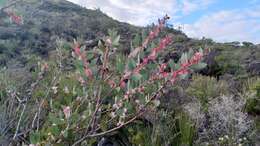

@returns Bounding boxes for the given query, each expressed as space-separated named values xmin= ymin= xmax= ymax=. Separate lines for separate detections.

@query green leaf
xmin=140 ymin=69 xmax=149 ymax=80
xmin=132 ymin=34 xmax=141 ymax=48
xmin=141 ymin=30 xmax=148 ymax=42
xmin=116 ymin=56 xmax=125 ymax=73
xmin=179 ymin=73 xmax=189 ymax=80
xmin=125 ymin=102 xmax=134 ymax=113
xmin=179 ymin=53 xmax=188 ymax=64
xmin=190 ymin=63 xmax=207 ymax=70
xmin=63 ymin=130 xmax=68 ymax=138
xmin=128 ymin=59 xmax=136 ymax=70
xmin=149 ymin=42 xmax=156 ymax=51
xmin=50 ymin=125 xmax=60 ymax=136
xmin=29 ymin=131 xmax=41 ymax=144
xmin=146 ymin=63 xmax=157 ymax=70
xmin=86 ymin=53 xmax=94 ymax=60
xmin=169 ymin=59 xmax=175 ymax=69
xmin=48 ymin=113 xmax=63 ymax=125
xmin=187 ymin=49 xmax=194 ymax=59
xmin=98 ymin=40 xmax=104 ymax=48
xmin=115 ymin=87 xmax=121 ymax=92
xmin=173 ymin=63 xmax=181 ymax=70
xmin=112 ymin=35 xmax=120 ymax=46
xmin=131 ymin=73 xmax=142 ymax=81
xmin=199 ymin=48 xmax=203 ymax=54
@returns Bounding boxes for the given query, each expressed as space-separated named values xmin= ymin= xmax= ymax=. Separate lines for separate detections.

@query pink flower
xmin=159 ymin=63 xmax=167 ymax=72
xmin=170 ymin=51 xmax=204 ymax=82
xmin=84 ymin=67 xmax=93 ymax=78
xmin=120 ymin=80 xmax=126 ymax=88
xmin=124 ymin=94 xmax=129 ymax=100
xmin=143 ymin=58 xmax=149 ymax=64
xmin=181 ymin=62 xmax=189 ymax=68
xmin=41 ymin=63 xmax=49 ymax=72
xmin=73 ymin=43 xmax=81 ymax=56
xmin=149 ymin=31 xmax=156 ymax=39
xmin=137 ymin=86 xmax=145 ymax=93
xmin=78 ymin=76 xmax=85 ymax=85
xmin=178 ymin=69 xmax=189 ymax=75
xmin=6 ymin=11 xmax=22 ymax=25
xmin=161 ymin=72 xmax=168 ymax=78
xmin=148 ymin=50 xmax=156 ymax=60
xmin=108 ymin=80 xmax=116 ymax=88
xmin=63 ymin=106 xmax=71 ymax=119
xmin=191 ymin=52 xmax=203 ymax=64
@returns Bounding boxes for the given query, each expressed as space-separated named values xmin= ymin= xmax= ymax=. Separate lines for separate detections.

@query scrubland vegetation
xmin=0 ymin=0 xmax=259 ymax=145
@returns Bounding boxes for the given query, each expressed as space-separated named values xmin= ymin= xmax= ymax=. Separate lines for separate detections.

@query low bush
xmin=186 ymin=74 xmax=229 ymax=111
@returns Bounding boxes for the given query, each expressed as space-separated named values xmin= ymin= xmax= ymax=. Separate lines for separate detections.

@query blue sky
xmin=68 ymin=0 xmax=260 ymax=44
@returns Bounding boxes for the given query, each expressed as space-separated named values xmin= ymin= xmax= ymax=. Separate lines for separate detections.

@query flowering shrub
xmin=5 ymin=11 xmax=23 ymax=25
xmin=28 ymin=16 xmax=207 ymax=145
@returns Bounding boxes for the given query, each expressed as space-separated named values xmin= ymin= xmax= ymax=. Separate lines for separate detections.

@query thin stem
xmin=13 ymin=103 xmax=27 ymax=140
xmin=72 ymin=81 xmax=168 ymax=146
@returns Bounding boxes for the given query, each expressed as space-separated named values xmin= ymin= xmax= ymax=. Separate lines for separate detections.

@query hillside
xmin=1 ymin=0 xmax=259 ymax=76
xmin=0 ymin=0 xmax=142 ymax=67
xmin=0 ymin=0 xmax=259 ymax=145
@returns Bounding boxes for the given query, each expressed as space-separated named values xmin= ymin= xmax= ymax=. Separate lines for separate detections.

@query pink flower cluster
xmin=112 ymin=52 xmax=204 ymax=118
xmin=120 ymin=36 xmax=172 ymax=88
xmin=171 ymin=52 xmax=203 ymax=82
xmin=63 ymin=106 xmax=71 ymax=119
xmin=6 ymin=11 xmax=22 ymax=25
xmin=143 ymin=15 xmax=170 ymax=47
xmin=73 ymin=43 xmax=93 ymax=79
xmin=159 ymin=63 xmax=168 ymax=78
xmin=128 ymin=15 xmax=170 ymax=58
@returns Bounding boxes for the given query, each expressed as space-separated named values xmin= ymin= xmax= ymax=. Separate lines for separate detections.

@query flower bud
xmin=63 ymin=106 xmax=71 ymax=119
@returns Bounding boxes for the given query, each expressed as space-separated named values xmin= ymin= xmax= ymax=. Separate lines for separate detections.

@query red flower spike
xmin=171 ymin=51 xmax=204 ymax=82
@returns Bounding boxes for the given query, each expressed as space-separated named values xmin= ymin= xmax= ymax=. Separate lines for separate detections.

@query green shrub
xmin=26 ymin=17 xmax=206 ymax=145
xmin=186 ymin=74 xmax=229 ymax=111
xmin=244 ymin=78 xmax=260 ymax=115
xmin=126 ymin=110 xmax=195 ymax=146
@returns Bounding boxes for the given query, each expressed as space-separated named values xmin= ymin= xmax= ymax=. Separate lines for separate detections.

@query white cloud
xmin=67 ymin=0 xmax=179 ymax=26
xmin=67 ymin=0 xmax=215 ymax=25
xmin=181 ymin=0 xmax=215 ymax=15
xmin=183 ymin=7 xmax=260 ymax=43
xmin=67 ymin=0 xmax=259 ymax=43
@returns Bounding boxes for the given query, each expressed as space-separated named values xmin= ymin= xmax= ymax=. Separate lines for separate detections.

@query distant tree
xmin=242 ymin=41 xmax=254 ymax=47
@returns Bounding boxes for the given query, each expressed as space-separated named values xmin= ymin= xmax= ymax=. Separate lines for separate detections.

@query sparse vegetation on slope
xmin=0 ymin=0 xmax=259 ymax=145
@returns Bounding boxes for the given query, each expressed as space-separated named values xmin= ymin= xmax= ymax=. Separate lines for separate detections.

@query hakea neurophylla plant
xmin=33 ymin=15 xmax=206 ymax=145
xmin=66 ymin=15 xmax=207 ymax=145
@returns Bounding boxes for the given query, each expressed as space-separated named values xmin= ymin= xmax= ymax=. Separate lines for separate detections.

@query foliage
xmin=243 ymin=77 xmax=260 ymax=117
xmin=186 ymin=74 xmax=229 ymax=111
xmin=13 ymin=16 xmax=206 ymax=145
xmin=0 ymin=0 xmax=259 ymax=145
xmin=126 ymin=110 xmax=195 ymax=146
xmin=207 ymin=95 xmax=253 ymax=145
